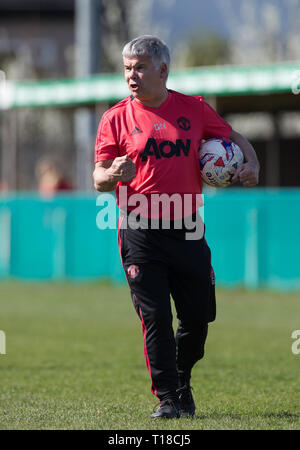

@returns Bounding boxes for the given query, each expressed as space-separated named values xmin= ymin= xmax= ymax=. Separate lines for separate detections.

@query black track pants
xmin=118 ymin=216 xmax=216 ymax=401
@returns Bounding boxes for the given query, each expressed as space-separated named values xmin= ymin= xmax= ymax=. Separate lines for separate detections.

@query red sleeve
xmin=202 ymin=101 xmax=232 ymax=140
xmin=94 ymin=114 xmax=119 ymax=163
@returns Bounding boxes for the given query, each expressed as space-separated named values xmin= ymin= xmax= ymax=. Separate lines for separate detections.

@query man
xmin=93 ymin=35 xmax=259 ymax=419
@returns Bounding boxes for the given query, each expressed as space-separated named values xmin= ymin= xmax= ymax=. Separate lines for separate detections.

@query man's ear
xmin=160 ymin=63 xmax=168 ymax=79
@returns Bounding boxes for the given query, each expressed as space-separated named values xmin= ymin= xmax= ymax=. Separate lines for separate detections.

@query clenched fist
xmin=107 ymin=154 xmax=136 ymax=182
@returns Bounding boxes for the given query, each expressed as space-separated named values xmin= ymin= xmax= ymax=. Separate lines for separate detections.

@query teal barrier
xmin=0 ymin=190 xmax=300 ymax=290
xmin=204 ymin=188 xmax=300 ymax=291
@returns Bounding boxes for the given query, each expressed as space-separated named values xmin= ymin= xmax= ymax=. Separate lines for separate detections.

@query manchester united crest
xmin=177 ymin=116 xmax=191 ymax=131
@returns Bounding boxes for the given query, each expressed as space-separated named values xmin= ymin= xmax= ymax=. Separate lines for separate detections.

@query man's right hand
xmin=107 ymin=154 xmax=136 ymax=182
xmin=93 ymin=154 xmax=136 ymax=192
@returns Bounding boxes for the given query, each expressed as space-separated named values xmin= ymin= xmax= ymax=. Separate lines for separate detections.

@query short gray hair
xmin=122 ymin=35 xmax=170 ymax=70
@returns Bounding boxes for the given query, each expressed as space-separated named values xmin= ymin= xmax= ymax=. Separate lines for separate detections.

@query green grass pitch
xmin=0 ymin=281 xmax=299 ymax=430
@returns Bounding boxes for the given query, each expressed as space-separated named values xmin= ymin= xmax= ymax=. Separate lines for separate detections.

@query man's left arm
xmin=229 ymin=129 xmax=260 ymax=187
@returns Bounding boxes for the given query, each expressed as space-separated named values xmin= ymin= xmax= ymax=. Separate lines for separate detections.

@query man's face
xmin=123 ymin=54 xmax=166 ymax=103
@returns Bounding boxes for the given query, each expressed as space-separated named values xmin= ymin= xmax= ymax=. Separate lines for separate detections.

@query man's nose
xmin=128 ymin=69 xmax=137 ymax=79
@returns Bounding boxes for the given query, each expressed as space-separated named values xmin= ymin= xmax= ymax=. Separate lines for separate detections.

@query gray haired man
xmin=93 ymin=35 xmax=260 ymax=418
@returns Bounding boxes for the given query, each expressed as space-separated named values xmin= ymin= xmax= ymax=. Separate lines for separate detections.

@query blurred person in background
xmin=35 ymin=157 xmax=73 ymax=197
xmin=93 ymin=35 xmax=259 ymax=419
xmin=0 ymin=179 xmax=9 ymax=192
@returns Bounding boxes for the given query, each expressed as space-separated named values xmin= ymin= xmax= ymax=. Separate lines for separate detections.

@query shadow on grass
xmin=260 ymin=412 xmax=299 ymax=419
xmin=195 ymin=411 xmax=299 ymax=420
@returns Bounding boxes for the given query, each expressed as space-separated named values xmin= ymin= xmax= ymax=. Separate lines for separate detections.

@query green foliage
xmin=0 ymin=282 xmax=299 ymax=430
xmin=178 ymin=33 xmax=230 ymax=67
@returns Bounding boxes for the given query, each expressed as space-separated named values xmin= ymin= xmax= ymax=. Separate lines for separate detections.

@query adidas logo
xmin=131 ymin=126 xmax=143 ymax=135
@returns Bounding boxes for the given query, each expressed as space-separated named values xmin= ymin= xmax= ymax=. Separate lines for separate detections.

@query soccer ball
xmin=198 ymin=138 xmax=244 ymax=187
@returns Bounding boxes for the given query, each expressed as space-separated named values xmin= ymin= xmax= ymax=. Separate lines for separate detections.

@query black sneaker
xmin=150 ymin=399 xmax=180 ymax=419
xmin=177 ymin=385 xmax=195 ymax=417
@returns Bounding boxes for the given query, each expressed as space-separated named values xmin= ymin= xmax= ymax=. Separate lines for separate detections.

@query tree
xmin=175 ymin=33 xmax=230 ymax=68
xmin=217 ymin=0 xmax=300 ymax=64
xmin=100 ymin=0 xmax=175 ymax=72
